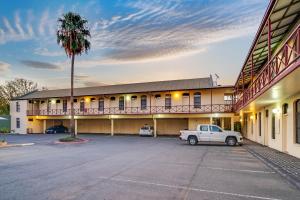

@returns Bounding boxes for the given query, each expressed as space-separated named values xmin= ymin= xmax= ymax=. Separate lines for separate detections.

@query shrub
xmin=234 ymin=121 xmax=242 ymax=132
xmin=59 ymin=137 xmax=83 ymax=142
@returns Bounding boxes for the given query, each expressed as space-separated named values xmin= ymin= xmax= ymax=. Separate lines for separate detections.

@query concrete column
xmin=231 ymin=117 xmax=234 ymax=131
xmin=153 ymin=118 xmax=157 ymax=138
xmin=221 ymin=118 xmax=224 ymax=129
xmin=210 ymin=117 xmax=213 ymax=125
xmin=111 ymin=119 xmax=114 ymax=136
xmin=75 ymin=119 xmax=78 ymax=135
xmin=43 ymin=120 xmax=46 ymax=134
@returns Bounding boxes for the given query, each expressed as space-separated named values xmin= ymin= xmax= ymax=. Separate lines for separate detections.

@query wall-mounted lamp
xmin=272 ymin=108 xmax=281 ymax=114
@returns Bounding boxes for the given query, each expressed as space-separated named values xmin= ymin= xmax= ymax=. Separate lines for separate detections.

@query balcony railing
xmin=235 ymin=25 xmax=300 ymax=111
xmin=27 ymin=104 xmax=233 ymax=116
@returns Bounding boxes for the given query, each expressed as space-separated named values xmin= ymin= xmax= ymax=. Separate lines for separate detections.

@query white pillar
xmin=75 ymin=119 xmax=78 ymax=135
xmin=111 ymin=119 xmax=114 ymax=136
xmin=43 ymin=120 xmax=46 ymax=134
xmin=153 ymin=118 xmax=157 ymax=138
xmin=221 ymin=118 xmax=224 ymax=129
xmin=231 ymin=117 xmax=234 ymax=131
xmin=210 ymin=117 xmax=213 ymax=125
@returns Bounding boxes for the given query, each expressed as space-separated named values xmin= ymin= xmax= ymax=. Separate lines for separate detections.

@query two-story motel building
xmin=10 ymin=0 xmax=300 ymax=158
xmin=11 ymin=77 xmax=236 ymax=137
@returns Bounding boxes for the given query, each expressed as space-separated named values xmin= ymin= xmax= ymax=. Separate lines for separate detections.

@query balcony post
xmin=231 ymin=117 xmax=234 ymax=131
xmin=110 ymin=118 xmax=114 ymax=136
xmin=43 ymin=120 xmax=46 ymax=134
xmin=75 ymin=119 xmax=78 ymax=135
xmin=153 ymin=118 xmax=157 ymax=138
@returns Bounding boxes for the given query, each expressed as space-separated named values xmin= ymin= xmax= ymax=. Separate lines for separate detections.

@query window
xmin=73 ymin=99 xmax=78 ymax=103
xmin=16 ymin=102 xmax=20 ymax=112
xmin=165 ymin=94 xmax=171 ymax=109
xmin=224 ymin=93 xmax=233 ymax=104
xmin=119 ymin=96 xmax=125 ymax=110
xmin=91 ymin=98 xmax=96 ymax=102
xmin=259 ymin=112 xmax=262 ymax=136
xmin=41 ymin=100 xmax=45 ymax=104
xmin=98 ymin=98 xmax=104 ymax=112
xmin=63 ymin=100 xmax=67 ymax=112
xmin=141 ymin=95 xmax=147 ymax=110
xmin=80 ymin=99 xmax=85 ymax=112
xmin=223 ymin=117 xmax=231 ymax=130
xmin=16 ymin=118 xmax=20 ymax=128
xmin=56 ymin=100 xmax=61 ymax=104
xmin=194 ymin=92 xmax=201 ymax=108
xmin=210 ymin=125 xmax=222 ymax=132
xmin=200 ymin=125 xmax=208 ymax=131
xmin=283 ymin=103 xmax=288 ymax=115
xmin=182 ymin=93 xmax=190 ymax=97
xmin=272 ymin=113 xmax=276 ymax=139
xmin=295 ymin=100 xmax=300 ymax=144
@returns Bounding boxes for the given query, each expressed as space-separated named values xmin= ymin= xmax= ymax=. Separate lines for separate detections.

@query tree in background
xmin=0 ymin=78 xmax=38 ymax=115
xmin=57 ymin=12 xmax=91 ymax=138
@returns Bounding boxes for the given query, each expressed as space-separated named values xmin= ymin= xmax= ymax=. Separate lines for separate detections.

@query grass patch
xmin=59 ymin=137 xmax=84 ymax=142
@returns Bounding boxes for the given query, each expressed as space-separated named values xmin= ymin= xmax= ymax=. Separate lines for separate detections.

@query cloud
xmin=20 ymin=60 xmax=62 ymax=70
xmin=90 ymin=0 xmax=266 ymax=63
xmin=0 ymin=61 xmax=10 ymax=74
xmin=34 ymin=47 xmax=65 ymax=57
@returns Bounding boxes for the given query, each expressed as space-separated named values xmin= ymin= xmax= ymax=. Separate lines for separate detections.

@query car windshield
xmin=210 ymin=125 xmax=222 ymax=132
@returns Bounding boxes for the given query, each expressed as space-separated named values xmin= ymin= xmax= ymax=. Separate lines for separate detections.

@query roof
xmin=235 ymin=0 xmax=300 ymax=87
xmin=16 ymin=77 xmax=232 ymax=100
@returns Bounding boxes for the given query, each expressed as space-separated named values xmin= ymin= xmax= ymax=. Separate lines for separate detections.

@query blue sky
xmin=0 ymin=0 xmax=269 ymax=89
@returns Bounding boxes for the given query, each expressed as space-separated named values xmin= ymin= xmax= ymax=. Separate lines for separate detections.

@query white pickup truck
xmin=179 ymin=124 xmax=243 ymax=146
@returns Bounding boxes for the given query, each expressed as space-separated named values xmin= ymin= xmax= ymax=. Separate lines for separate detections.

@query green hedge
xmin=0 ymin=115 xmax=10 ymax=132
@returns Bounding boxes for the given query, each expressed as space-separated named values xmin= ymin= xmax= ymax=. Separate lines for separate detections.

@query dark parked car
xmin=45 ymin=125 xmax=68 ymax=134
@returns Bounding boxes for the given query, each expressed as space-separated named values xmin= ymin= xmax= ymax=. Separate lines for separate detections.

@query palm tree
xmin=57 ymin=12 xmax=91 ymax=138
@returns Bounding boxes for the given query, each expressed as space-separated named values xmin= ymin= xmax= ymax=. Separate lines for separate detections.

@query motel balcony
xmin=27 ymin=104 xmax=234 ymax=116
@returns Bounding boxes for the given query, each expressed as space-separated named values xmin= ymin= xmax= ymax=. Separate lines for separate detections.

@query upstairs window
xmin=119 ymin=96 xmax=125 ymax=110
xmin=63 ymin=100 xmax=67 ymax=112
xmin=16 ymin=102 xmax=20 ymax=112
xmin=165 ymin=94 xmax=171 ymax=109
xmin=141 ymin=95 xmax=147 ymax=110
xmin=131 ymin=96 xmax=137 ymax=101
xmin=295 ymin=100 xmax=300 ymax=144
xmin=80 ymin=99 xmax=85 ymax=112
xmin=194 ymin=92 xmax=201 ymax=108
xmin=283 ymin=103 xmax=288 ymax=115
xmin=98 ymin=98 xmax=104 ymax=112
xmin=224 ymin=93 xmax=233 ymax=104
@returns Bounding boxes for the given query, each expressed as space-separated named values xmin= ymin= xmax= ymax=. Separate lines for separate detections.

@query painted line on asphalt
xmin=105 ymin=177 xmax=281 ymax=200
xmin=200 ymin=166 xmax=275 ymax=174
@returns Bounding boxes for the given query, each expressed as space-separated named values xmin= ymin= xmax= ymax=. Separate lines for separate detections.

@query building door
xmin=264 ymin=110 xmax=269 ymax=146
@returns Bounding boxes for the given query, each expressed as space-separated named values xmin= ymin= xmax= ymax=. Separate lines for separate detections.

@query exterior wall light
xmin=174 ymin=92 xmax=180 ymax=98
xmin=85 ymin=97 xmax=90 ymax=103
xmin=272 ymin=108 xmax=281 ymax=114
xmin=250 ymin=115 xmax=254 ymax=120
xmin=51 ymin=100 xmax=56 ymax=104
xmin=126 ymin=95 xmax=131 ymax=101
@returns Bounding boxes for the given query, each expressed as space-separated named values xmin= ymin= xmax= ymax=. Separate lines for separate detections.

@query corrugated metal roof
xmin=235 ymin=0 xmax=300 ymax=87
xmin=16 ymin=77 xmax=226 ymax=100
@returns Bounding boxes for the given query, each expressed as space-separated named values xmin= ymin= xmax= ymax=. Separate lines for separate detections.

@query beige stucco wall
xmin=77 ymin=119 xmax=111 ymax=134
xmin=10 ymin=100 xmax=27 ymax=134
xmin=157 ymin=118 xmax=188 ymax=135
xmin=188 ymin=118 xmax=210 ymax=130
xmin=114 ymin=119 xmax=153 ymax=134
xmin=241 ymin=92 xmax=300 ymax=158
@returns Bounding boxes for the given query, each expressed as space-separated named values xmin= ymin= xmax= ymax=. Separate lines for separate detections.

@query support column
xmin=75 ymin=119 xmax=78 ymax=135
xmin=153 ymin=118 xmax=157 ymax=138
xmin=231 ymin=117 xmax=234 ymax=131
xmin=210 ymin=117 xmax=213 ymax=125
xmin=221 ymin=118 xmax=224 ymax=129
xmin=111 ymin=118 xmax=114 ymax=136
xmin=43 ymin=120 xmax=46 ymax=134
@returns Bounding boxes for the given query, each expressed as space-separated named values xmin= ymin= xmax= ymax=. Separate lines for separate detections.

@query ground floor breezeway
xmin=25 ymin=113 xmax=238 ymax=136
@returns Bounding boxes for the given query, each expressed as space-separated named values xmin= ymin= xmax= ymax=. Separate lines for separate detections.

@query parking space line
xmin=200 ymin=166 xmax=275 ymax=174
xmin=104 ymin=177 xmax=281 ymax=200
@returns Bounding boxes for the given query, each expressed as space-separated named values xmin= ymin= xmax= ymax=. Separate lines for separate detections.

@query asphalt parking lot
xmin=0 ymin=134 xmax=299 ymax=200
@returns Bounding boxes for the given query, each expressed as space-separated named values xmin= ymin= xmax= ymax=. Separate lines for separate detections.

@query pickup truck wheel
xmin=188 ymin=136 xmax=198 ymax=145
xmin=226 ymin=137 xmax=237 ymax=146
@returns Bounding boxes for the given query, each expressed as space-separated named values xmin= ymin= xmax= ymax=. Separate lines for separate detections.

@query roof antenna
xmin=214 ymin=74 xmax=220 ymax=86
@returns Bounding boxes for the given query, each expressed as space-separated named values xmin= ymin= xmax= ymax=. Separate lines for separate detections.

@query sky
xmin=0 ymin=0 xmax=269 ymax=89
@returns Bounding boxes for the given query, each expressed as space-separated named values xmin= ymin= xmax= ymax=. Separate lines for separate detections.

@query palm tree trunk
xmin=70 ymin=54 xmax=76 ymax=138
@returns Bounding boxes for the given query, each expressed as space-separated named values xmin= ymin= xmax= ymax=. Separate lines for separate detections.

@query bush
xmin=59 ymin=137 xmax=83 ymax=142
xmin=0 ymin=128 xmax=10 ymax=134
